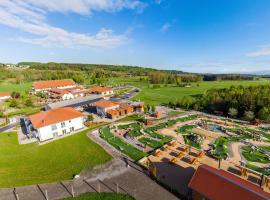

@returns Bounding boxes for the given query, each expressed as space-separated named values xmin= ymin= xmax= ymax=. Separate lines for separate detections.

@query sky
xmin=1 ymin=0 xmax=270 ymax=73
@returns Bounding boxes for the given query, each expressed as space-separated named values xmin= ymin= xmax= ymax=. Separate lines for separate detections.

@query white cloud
xmin=246 ymin=48 xmax=270 ymax=57
xmin=160 ymin=22 xmax=171 ymax=32
xmin=20 ymin=0 xmax=147 ymax=15
xmin=0 ymin=0 xmax=146 ymax=48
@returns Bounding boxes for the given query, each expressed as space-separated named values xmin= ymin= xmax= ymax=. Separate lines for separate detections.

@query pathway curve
xmin=227 ymin=142 xmax=245 ymax=165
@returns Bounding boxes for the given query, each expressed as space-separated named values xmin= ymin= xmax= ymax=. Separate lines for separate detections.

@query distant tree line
xmin=0 ymin=62 xmax=159 ymax=85
xmin=148 ymin=71 xmax=202 ymax=84
xmin=203 ymin=74 xmax=254 ymax=81
xmin=169 ymin=85 xmax=270 ymax=122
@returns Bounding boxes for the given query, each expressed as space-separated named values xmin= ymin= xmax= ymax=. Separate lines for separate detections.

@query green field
xmin=0 ymin=129 xmax=112 ymax=187
xmin=0 ymin=81 xmax=32 ymax=92
xmin=109 ymin=77 xmax=270 ymax=105
xmin=64 ymin=192 xmax=135 ymax=200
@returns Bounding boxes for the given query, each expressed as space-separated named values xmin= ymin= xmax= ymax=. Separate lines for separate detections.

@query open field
xmin=0 ymin=81 xmax=32 ymax=93
xmin=64 ymin=192 xmax=135 ymax=200
xmin=0 ymin=129 xmax=112 ymax=187
xmin=109 ymin=77 xmax=270 ymax=105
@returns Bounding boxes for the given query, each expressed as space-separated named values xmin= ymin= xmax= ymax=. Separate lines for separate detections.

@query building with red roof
xmin=90 ymin=86 xmax=113 ymax=96
xmin=188 ymin=164 xmax=270 ymax=200
xmin=26 ymin=107 xmax=85 ymax=141
xmin=32 ymin=80 xmax=76 ymax=93
xmin=0 ymin=92 xmax=11 ymax=100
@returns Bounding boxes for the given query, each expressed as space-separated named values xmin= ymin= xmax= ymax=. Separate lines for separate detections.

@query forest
xmin=173 ymin=85 xmax=270 ymax=121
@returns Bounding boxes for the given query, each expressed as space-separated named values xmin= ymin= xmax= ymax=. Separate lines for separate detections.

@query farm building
xmin=32 ymin=80 xmax=76 ymax=93
xmin=0 ymin=92 xmax=11 ymax=100
xmin=188 ymin=164 xmax=270 ymax=200
xmin=48 ymin=87 xmax=86 ymax=101
xmin=95 ymin=99 xmax=120 ymax=117
xmin=90 ymin=86 xmax=114 ymax=96
xmin=94 ymin=99 xmax=141 ymax=119
xmin=25 ymin=107 xmax=85 ymax=141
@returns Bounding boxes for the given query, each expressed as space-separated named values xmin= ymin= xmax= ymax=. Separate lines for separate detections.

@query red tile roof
xmin=95 ymin=99 xmax=119 ymax=109
xmin=90 ymin=86 xmax=112 ymax=93
xmin=189 ymin=164 xmax=270 ymax=200
xmin=29 ymin=107 xmax=84 ymax=129
xmin=0 ymin=92 xmax=11 ymax=97
xmin=33 ymin=80 xmax=75 ymax=90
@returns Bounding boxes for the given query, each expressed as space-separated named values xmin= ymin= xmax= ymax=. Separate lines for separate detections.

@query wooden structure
xmin=169 ymin=158 xmax=178 ymax=165
xmin=153 ymin=149 xmax=162 ymax=157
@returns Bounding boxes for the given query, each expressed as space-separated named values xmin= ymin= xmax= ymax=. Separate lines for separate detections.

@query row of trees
xmin=203 ymin=74 xmax=255 ymax=81
xmin=168 ymin=85 xmax=270 ymax=122
xmin=148 ymin=71 xmax=202 ymax=84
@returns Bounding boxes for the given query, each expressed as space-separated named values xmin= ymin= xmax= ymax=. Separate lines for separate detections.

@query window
xmin=53 ymin=132 xmax=58 ymax=137
xmin=70 ymin=127 xmax=74 ymax=132
xmin=51 ymin=125 xmax=57 ymax=131
xmin=69 ymin=120 xmax=71 ymax=123
xmin=62 ymin=129 xmax=66 ymax=135
xmin=61 ymin=122 xmax=66 ymax=128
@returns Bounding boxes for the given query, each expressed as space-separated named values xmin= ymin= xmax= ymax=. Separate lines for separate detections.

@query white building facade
xmin=27 ymin=107 xmax=85 ymax=141
xmin=35 ymin=117 xmax=84 ymax=141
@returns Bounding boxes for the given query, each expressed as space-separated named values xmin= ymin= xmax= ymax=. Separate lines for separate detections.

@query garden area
xmin=0 ymin=128 xmax=112 ymax=187
xmin=242 ymin=146 xmax=270 ymax=164
xmin=176 ymin=125 xmax=202 ymax=148
xmin=118 ymin=123 xmax=143 ymax=137
xmin=100 ymin=127 xmax=147 ymax=160
xmin=138 ymin=137 xmax=163 ymax=148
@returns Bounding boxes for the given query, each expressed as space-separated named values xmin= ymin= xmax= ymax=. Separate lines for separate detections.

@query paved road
xmin=0 ymin=122 xmax=19 ymax=133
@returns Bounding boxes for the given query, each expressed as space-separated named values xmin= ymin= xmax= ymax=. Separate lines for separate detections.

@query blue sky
xmin=0 ymin=0 xmax=270 ymax=73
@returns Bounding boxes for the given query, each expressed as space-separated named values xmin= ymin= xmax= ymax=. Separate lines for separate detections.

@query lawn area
xmin=7 ymin=105 xmax=43 ymax=116
xmin=0 ymin=128 xmax=112 ymax=187
xmin=245 ymin=163 xmax=270 ymax=175
xmin=242 ymin=146 xmax=270 ymax=163
xmin=116 ymin=114 xmax=143 ymax=122
xmin=168 ymin=110 xmax=185 ymax=117
xmin=0 ymin=81 xmax=32 ymax=92
xmin=109 ymin=77 xmax=270 ymax=105
xmin=139 ymin=137 xmax=163 ymax=149
xmin=64 ymin=192 xmax=135 ymax=200
xmin=100 ymin=127 xmax=147 ymax=160
xmin=176 ymin=125 xmax=196 ymax=133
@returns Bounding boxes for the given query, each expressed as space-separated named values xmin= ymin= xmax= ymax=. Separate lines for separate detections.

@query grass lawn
xmin=259 ymin=146 xmax=270 ymax=152
xmin=245 ymin=163 xmax=270 ymax=175
xmin=242 ymin=146 xmax=270 ymax=163
xmin=64 ymin=193 xmax=135 ymax=200
xmin=176 ymin=125 xmax=196 ymax=133
xmin=168 ymin=111 xmax=185 ymax=117
xmin=109 ymin=77 xmax=270 ymax=105
xmin=7 ymin=105 xmax=43 ymax=116
xmin=139 ymin=137 xmax=163 ymax=149
xmin=0 ymin=128 xmax=112 ymax=187
xmin=0 ymin=81 xmax=32 ymax=92
xmin=116 ymin=114 xmax=143 ymax=122
xmin=100 ymin=127 xmax=147 ymax=160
